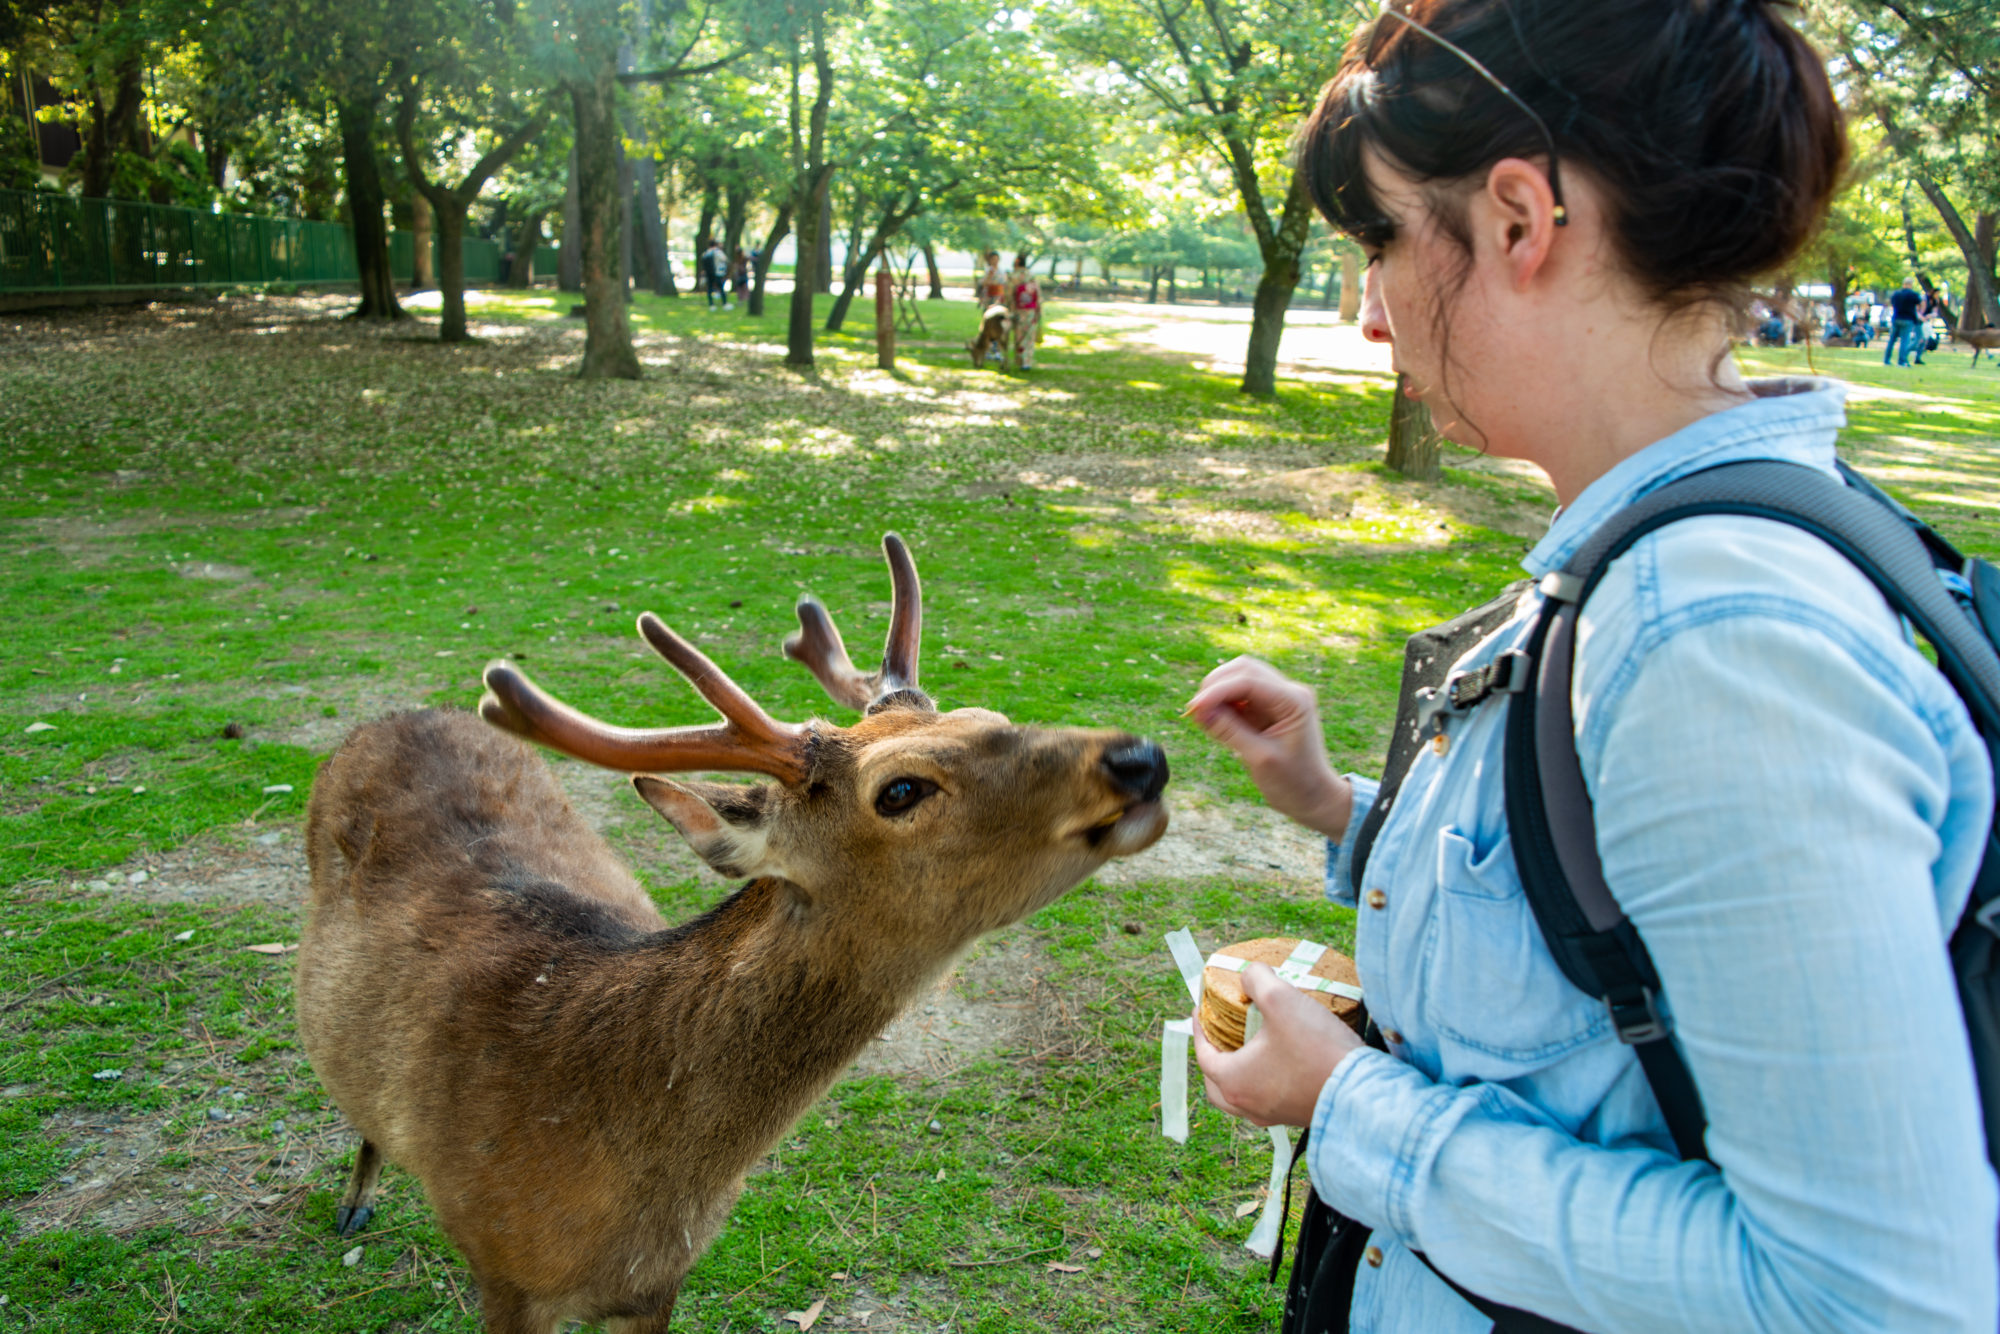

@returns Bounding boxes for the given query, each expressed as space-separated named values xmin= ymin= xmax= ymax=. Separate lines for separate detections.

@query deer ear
xmin=632 ymin=776 xmax=784 ymax=880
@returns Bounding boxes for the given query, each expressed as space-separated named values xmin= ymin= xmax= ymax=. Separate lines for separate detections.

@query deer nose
xmin=1102 ymin=740 xmax=1169 ymax=803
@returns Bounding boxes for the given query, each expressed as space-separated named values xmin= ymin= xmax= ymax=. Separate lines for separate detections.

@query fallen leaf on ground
xmin=1234 ymin=1198 xmax=1261 ymax=1218
xmin=783 ymin=1298 xmax=826 ymax=1330
xmin=244 ymin=943 xmax=298 ymax=955
xmin=1046 ymin=1262 xmax=1084 ymax=1274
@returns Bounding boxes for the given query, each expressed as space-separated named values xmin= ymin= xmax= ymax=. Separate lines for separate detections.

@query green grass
xmin=1 ymin=291 xmax=1995 ymax=1330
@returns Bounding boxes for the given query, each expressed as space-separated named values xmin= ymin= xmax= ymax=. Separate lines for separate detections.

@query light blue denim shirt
xmin=1313 ymin=378 xmax=1998 ymax=1332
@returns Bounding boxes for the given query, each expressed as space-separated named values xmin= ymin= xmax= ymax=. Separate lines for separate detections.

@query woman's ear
xmin=1481 ymin=158 xmax=1560 ymax=289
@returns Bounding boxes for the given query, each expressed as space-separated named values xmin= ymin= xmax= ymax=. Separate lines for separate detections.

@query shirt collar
xmin=1523 ymin=377 xmax=1848 ymax=577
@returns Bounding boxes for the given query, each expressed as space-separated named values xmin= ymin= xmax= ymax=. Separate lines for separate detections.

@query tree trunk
xmin=1830 ymin=266 xmax=1851 ymax=332
xmin=1970 ymin=211 xmax=1998 ymax=328
xmin=203 ymin=127 xmax=228 ymax=191
xmin=748 ymin=204 xmax=791 ymax=317
xmin=828 ymin=199 xmax=903 ymax=331
xmin=1339 ymin=245 xmax=1360 ymax=321
xmin=559 ymin=147 xmax=583 ymax=292
xmin=335 ymin=97 xmax=404 ymax=321
xmin=1320 ymin=255 xmax=1337 ymax=308
xmin=815 ymin=186 xmax=833 ymax=292
xmin=826 ymin=222 xmax=896 ymax=331
xmin=509 ymin=208 xmax=548 ymax=287
xmin=411 ymin=192 xmax=435 ymax=288
xmin=1386 ymin=374 xmax=1439 ymax=481
xmin=695 ymin=181 xmax=720 ymax=249
xmin=81 ymin=51 xmax=145 ymax=198
xmin=631 ymin=158 xmax=671 ymax=295
xmin=1912 ymin=175 xmax=1995 ymax=336
xmin=922 ymin=241 xmax=942 ymax=298
xmin=1147 ymin=265 xmax=1160 ymax=303
xmin=1167 ymin=266 xmax=1177 ymax=303
xmin=787 ymin=171 xmax=831 ymax=365
xmin=619 ymin=140 xmax=634 ymax=304
xmin=722 ymin=184 xmax=748 ymax=256
xmin=569 ymin=71 xmax=641 ymax=380
xmin=1237 ymin=167 xmax=1314 ymax=398
xmin=434 ymin=195 xmax=470 ymax=341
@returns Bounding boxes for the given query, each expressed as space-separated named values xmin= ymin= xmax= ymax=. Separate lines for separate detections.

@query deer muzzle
xmin=1084 ymin=738 xmax=1171 ymax=857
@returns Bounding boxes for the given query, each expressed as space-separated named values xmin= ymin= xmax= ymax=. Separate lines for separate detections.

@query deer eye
xmin=874 ymin=777 xmax=938 ymax=817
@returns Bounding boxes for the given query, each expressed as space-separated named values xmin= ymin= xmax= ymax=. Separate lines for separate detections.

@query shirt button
xmin=1364 ymin=1245 xmax=1385 ymax=1268
xmin=1365 ymin=889 xmax=1388 ymax=910
xmin=1430 ymin=733 xmax=1450 ymax=756
xmin=1382 ymin=1028 xmax=1404 ymax=1046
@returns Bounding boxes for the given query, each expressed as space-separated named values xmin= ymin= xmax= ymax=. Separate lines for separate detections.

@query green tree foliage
xmin=1051 ymin=0 xmax=1356 ymax=396
xmin=1817 ymin=2 xmax=1999 ymax=325
xmin=392 ymin=0 xmax=551 ymax=342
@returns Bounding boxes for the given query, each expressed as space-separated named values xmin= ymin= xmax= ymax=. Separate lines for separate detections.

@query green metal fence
xmin=0 ymin=189 xmax=557 ymax=294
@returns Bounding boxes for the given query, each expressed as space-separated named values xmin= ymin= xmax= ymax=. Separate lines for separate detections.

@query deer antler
xmin=784 ymin=533 xmax=924 ymax=711
xmin=480 ymin=613 xmax=809 ymax=784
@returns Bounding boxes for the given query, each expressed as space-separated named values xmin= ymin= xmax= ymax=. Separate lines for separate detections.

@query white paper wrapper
xmin=1244 ymin=1124 xmax=1294 ymax=1259
xmin=1160 ymin=928 xmax=1206 ymax=1143
xmin=1160 ymin=1018 xmax=1192 ymax=1144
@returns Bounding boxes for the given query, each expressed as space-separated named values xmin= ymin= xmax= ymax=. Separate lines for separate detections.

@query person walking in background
xmin=700 ymin=237 xmax=730 ymax=310
xmin=1007 ymin=254 xmax=1042 ymax=370
xmin=1916 ymin=287 xmax=1945 ymax=364
xmin=730 ymin=247 xmax=750 ymax=308
xmin=1884 ymin=278 xmax=1923 ymax=366
xmin=980 ymin=250 xmax=1005 ymax=307
xmin=978 ymin=250 xmax=1008 ymax=363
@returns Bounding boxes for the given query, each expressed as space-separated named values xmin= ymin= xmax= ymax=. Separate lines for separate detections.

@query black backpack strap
xmin=1506 ymin=588 xmax=1713 ymax=1161
xmin=1509 ymin=458 xmax=2000 ymax=1168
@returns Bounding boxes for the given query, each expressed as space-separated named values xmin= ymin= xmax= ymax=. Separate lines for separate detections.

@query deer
xmin=296 ymin=534 xmax=1169 ymax=1334
xmin=967 ymin=303 xmax=1009 ymax=369
xmin=1950 ymin=325 xmax=2000 ymax=366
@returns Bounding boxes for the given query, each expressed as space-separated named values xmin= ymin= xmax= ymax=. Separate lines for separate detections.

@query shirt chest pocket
xmin=1420 ymin=825 xmax=1610 ymax=1081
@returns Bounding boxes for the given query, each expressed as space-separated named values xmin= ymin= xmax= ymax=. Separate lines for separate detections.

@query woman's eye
xmin=875 ymin=777 xmax=938 ymax=817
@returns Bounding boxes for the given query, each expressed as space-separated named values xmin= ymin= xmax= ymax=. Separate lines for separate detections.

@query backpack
xmin=1286 ymin=459 xmax=2000 ymax=1334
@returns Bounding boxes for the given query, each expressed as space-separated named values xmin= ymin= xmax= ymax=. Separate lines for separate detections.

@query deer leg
xmin=607 ymin=1289 xmax=679 ymax=1334
xmin=334 ymin=1138 xmax=383 ymax=1236
xmin=471 ymin=1277 xmax=560 ymax=1334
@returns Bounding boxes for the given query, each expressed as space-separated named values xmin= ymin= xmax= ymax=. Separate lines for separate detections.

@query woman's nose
xmin=1360 ymin=266 xmax=1393 ymax=344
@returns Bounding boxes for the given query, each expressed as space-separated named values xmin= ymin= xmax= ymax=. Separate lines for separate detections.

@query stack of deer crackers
xmin=1198 ymin=937 xmax=1365 ymax=1050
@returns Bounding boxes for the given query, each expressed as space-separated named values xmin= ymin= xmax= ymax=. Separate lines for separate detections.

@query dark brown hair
xmin=1300 ymin=0 xmax=1845 ymax=309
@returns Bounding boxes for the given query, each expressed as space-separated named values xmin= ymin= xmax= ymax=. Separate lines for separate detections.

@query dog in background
xmin=968 ymin=304 xmax=1010 ymax=369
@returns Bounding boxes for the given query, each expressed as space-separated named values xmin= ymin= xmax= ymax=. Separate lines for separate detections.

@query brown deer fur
xmin=297 ymin=539 xmax=1168 ymax=1334
xmin=1951 ymin=326 xmax=2000 ymax=366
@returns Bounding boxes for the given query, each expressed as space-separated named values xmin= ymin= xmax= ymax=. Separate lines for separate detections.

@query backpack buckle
xmin=1605 ymin=985 xmax=1671 ymax=1044
xmin=1976 ymin=892 xmax=2000 ymax=939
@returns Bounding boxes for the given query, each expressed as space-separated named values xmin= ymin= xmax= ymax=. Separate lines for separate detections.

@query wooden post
xmin=874 ymin=264 xmax=895 ymax=370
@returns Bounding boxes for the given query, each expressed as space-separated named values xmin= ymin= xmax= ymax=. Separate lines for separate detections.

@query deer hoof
xmin=335 ymin=1204 xmax=374 ymax=1237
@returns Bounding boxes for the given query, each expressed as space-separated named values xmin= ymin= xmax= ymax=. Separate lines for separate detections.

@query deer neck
xmin=616 ymin=877 xmax=953 ymax=1166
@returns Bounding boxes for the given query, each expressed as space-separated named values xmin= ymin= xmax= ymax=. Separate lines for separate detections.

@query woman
xmin=730 ymin=246 xmax=750 ymax=307
xmin=1186 ymin=2 xmax=1996 ymax=1330
xmin=1008 ymin=254 xmax=1042 ymax=370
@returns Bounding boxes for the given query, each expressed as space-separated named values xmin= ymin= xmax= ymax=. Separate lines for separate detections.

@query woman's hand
xmin=1194 ymin=962 xmax=1365 ymax=1127
xmin=1186 ymin=656 xmax=1352 ymax=840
